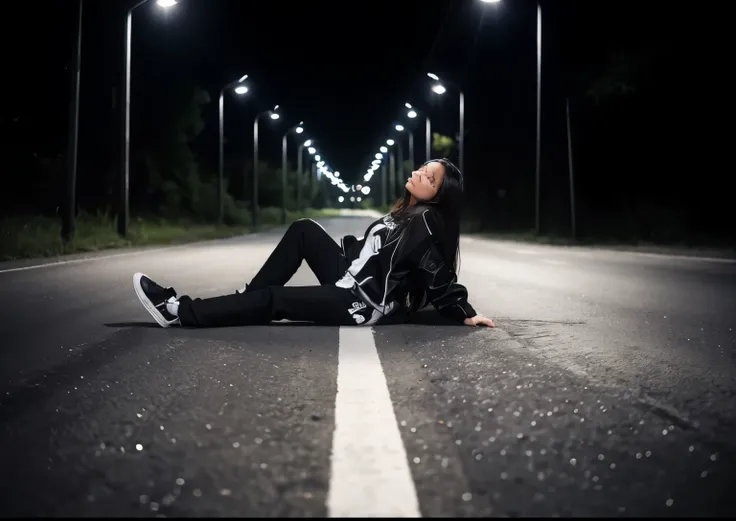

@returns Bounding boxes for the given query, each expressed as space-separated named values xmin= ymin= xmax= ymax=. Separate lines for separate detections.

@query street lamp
xmin=253 ymin=104 xmax=280 ymax=228
xmin=63 ymin=0 xmax=83 ymax=244
xmin=431 ymin=84 xmax=447 ymax=95
xmin=120 ymin=0 xmax=178 ymax=237
xmin=426 ymin=72 xmax=464 ymax=175
xmin=404 ymin=102 xmax=429 ymax=165
xmin=478 ymin=0 xmax=542 ymax=235
xmin=281 ymin=121 xmax=304 ymax=223
xmin=296 ymin=138 xmax=314 ymax=212
xmin=218 ymin=73 xmax=249 ymax=223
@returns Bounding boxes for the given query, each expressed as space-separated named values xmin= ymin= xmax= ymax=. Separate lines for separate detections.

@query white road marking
xmin=461 ymin=236 xmax=736 ymax=264
xmin=0 ymin=234 xmax=267 ymax=275
xmin=605 ymin=251 xmax=736 ymax=264
xmin=0 ymin=245 xmax=188 ymax=274
xmin=327 ymin=327 xmax=420 ymax=518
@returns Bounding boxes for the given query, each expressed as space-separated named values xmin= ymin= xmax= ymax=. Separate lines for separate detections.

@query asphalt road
xmin=1 ymin=212 xmax=734 ymax=517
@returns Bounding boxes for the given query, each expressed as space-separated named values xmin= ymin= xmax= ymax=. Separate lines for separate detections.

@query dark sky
xmin=4 ymin=0 xmax=713 ymax=190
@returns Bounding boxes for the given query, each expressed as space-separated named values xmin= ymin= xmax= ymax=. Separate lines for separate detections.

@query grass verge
xmin=0 ymin=207 xmax=342 ymax=261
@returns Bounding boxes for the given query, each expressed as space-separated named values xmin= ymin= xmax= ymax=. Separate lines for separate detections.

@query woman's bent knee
xmin=289 ymin=218 xmax=326 ymax=238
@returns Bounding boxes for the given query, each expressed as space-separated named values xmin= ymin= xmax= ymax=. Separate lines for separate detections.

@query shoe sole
xmin=133 ymin=272 xmax=174 ymax=328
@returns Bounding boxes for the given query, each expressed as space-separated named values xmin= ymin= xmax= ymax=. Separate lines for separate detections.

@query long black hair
xmin=389 ymin=158 xmax=464 ymax=275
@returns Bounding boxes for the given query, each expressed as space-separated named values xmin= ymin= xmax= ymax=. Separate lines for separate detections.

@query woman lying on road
xmin=133 ymin=158 xmax=495 ymax=329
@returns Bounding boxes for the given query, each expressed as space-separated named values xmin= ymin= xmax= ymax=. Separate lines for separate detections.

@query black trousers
xmin=177 ymin=219 xmax=361 ymax=327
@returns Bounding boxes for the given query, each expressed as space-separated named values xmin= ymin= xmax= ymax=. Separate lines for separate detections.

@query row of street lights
xmin=360 ymin=0 xmax=544 ymax=234
xmin=67 ymin=0 xmax=329 ymax=240
xmin=65 ymin=0 xmax=541 ymax=237
xmin=359 ymin=99 xmax=434 ymax=206
xmin=218 ymin=78 xmax=347 ymax=226
xmin=65 ymin=0 xmax=182 ymax=242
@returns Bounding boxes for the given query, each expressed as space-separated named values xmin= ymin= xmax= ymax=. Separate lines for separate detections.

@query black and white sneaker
xmin=133 ymin=273 xmax=179 ymax=328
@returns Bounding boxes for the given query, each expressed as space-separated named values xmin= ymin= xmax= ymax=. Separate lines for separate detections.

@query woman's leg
xmin=246 ymin=219 xmax=348 ymax=291
xmin=176 ymin=284 xmax=362 ymax=327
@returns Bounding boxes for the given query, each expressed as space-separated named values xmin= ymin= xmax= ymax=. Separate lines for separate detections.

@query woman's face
xmin=405 ymin=161 xmax=445 ymax=201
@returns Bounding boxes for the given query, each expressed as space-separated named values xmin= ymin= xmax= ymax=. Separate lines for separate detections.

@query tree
xmin=583 ymin=44 xmax=664 ymax=106
xmin=143 ymin=85 xmax=213 ymax=220
xmin=432 ymin=133 xmax=455 ymax=157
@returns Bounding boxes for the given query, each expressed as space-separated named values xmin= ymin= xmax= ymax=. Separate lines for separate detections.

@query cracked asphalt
xmin=1 ymin=212 xmax=734 ymax=516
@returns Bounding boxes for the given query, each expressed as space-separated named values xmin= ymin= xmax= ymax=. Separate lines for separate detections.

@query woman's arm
xmin=404 ymin=211 xmax=494 ymax=327
xmin=415 ymin=245 xmax=477 ymax=323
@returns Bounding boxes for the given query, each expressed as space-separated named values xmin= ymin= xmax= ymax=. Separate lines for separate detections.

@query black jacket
xmin=336 ymin=207 xmax=477 ymax=325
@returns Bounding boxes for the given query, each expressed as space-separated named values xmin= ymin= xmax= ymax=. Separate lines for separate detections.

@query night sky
xmin=4 ymin=0 xmax=724 ymax=216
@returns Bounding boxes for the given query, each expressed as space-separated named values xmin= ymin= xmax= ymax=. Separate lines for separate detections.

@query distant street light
xmin=426 ymin=72 xmax=464 ymax=174
xmin=395 ymin=124 xmax=405 ymax=131
xmin=404 ymin=102 xmax=429 ymax=164
xmin=282 ymin=121 xmax=304 ymax=223
xmin=253 ymin=105 xmax=280 ymax=228
xmin=218 ymin=73 xmax=249 ymax=223
xmin=431 ymin=84 xmax=447 ymax=95
xmin=380 ymin=146 xmax=388 ymax=153
xmin=386 ymin=139 xmax=395 ymax=146
xmin=120 ymin=0 xmax=178 ymax=237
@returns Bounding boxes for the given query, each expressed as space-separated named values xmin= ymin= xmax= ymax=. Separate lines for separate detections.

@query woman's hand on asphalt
xmin=464 ymin=315 xmax=495 ymax=327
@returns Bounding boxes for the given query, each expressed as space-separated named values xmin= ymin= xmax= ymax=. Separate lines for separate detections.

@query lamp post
xmin=427 ymin=72 xmax=464 ymax=172
xmin=374 ymin=152 xmax=386 ymax=207
xmin=119 ymin=0 xmax=178 ymax=237
xmin=252 ymin=105 xmax=280 ymax=228
xmin=306 ymin=145 xmax=316 ymax=208
xmin=63 ymin=0 xmax=83 ymax=244
xmin=404 ymin=102 xmax=418 ymax=168
xmin=217 ymin=74 xmax=249 ymax=223
xmin=281 ymin=122 xmax=304 ymax=223
xmin=296 ymin=139 xmax=312 ymax=212
xmin=386 ymin=138 xmax=400 ymax=197
xmin=479 ymin=0 xmax=542 ymax=235
xmin=425 ymin=115 xmax=432 ymax=161
xmin=380 ymin=145 xmax=394 ymax=202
